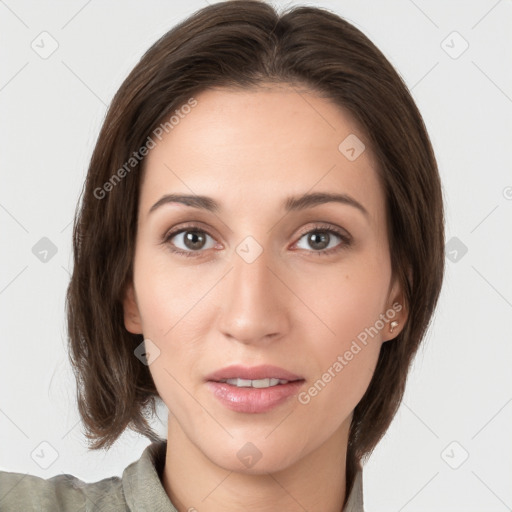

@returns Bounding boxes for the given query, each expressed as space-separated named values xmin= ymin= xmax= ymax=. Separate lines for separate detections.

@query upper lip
xmin=206 ymin=365 xmax=304 ymax=382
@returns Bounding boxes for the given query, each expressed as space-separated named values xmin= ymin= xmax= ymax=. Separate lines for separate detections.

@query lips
xmin=205 ymin=364 xmax=303 ymax=383
xmin=205 ymin=365 xmax=305 ymax=414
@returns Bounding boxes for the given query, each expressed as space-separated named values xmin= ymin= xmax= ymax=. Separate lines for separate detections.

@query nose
xmin=217 ymin=245 xmax=289 ymax=346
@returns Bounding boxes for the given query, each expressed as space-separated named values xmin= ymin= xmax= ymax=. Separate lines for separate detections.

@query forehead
xmin=141 ymin=85 xmax=385 ymax=224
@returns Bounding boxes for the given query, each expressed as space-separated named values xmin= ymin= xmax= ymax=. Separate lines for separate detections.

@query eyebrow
xmin=149 ymin=191 xmax=369 ymax=217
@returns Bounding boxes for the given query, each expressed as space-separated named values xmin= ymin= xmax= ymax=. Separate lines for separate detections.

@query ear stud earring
xmin=389 ymin=321 xmax=399 ymax=333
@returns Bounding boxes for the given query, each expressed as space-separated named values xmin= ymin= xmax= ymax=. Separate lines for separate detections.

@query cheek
xmin=301 ymin=255 xmax=391 ymax=345
xmin=132 ymin=249 xmax=219 ymax=392
xmin=299 ymin=342 xmax=380 ymax=438
xmin=133 ymin=248 xmax=210 ymax=339
xmin=295 ymin=257 xmax=389 ymax=414
xmin=133 ymin=256 xmax=210 ymax=417
xmin=298 ymin=286 xmax=384 ymax=430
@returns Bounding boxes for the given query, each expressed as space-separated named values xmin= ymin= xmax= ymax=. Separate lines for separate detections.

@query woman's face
xmin=124 ymin=85 xmax=405 ymax=473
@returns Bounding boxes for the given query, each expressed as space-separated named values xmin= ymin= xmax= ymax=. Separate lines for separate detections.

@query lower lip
xmin=206 ymin=381 xmax=305 ymax=413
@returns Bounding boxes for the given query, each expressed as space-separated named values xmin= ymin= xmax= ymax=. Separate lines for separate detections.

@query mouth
xmin=218 ymin=377 xmax=292 ymax=388
xmin=205 ymin=364 xmax=303 ymax=382
xmin=205 ymin=365 xmax=305 ymax=413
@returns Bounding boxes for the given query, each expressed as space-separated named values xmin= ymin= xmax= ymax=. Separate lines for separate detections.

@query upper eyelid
xmin=163 ymin=222 xmax=217 ymax=241
xmin=295 ymin=223 xmax=350 ymax=239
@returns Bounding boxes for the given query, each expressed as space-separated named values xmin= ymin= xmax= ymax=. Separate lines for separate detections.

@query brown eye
xmin=294 ymin=225 xmax=351 ymax=256
xmin=164 ymin=228 xmax=217 ymax=256
xmin=305 ymin=231 xmax=330 ymax=251
xmin=181 ymin=230 xmax=207 ymax=251
xmin=162 ymin=223 xmax=351 ymax=259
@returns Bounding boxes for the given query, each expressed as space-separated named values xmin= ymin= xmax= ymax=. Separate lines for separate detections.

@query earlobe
xmin=383 ymin=301 xmax=407 ymax=342
xmin=382 ymin=275 xmax=409 ymax=342
xmin=123 ymin=282 xmax=143 ymax=334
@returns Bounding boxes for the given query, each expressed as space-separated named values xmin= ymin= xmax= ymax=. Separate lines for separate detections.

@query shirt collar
xmin=122 ymin=440 xmax=178 ymax=511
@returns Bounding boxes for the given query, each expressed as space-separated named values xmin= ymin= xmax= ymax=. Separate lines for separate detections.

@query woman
xmin=0 ymin=1 xmax=445 ymax=510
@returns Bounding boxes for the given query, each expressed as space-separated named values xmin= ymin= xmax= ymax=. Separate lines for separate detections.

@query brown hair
xmin=66 ymin=0 xmax=445 ymax=500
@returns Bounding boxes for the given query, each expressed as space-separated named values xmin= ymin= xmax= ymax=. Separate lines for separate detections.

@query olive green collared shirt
xmin=0 ymin=441 xmax=365 ymax=511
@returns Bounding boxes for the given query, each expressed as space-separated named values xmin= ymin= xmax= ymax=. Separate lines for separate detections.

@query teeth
xmin=224 ymin=378 xmax=289 ymax=388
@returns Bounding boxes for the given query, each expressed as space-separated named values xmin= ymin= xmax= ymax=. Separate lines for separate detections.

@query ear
xmin=382 ymin=271 xmax=409 ymax=342
xmin=123 ymin=281 xmax=143 ymax=334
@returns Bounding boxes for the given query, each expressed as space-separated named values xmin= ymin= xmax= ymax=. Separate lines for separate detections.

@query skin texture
xmin=123 ymin=84 xmax=407 ymax=512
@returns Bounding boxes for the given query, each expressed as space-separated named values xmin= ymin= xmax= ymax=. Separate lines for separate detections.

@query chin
xmin=202 ymin=437 xmax=304 ymax=476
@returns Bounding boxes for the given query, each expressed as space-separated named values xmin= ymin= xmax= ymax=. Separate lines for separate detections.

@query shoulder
xmin=0 ymin=469 xmax=125 ymax=511
xmin=0 ymin=440 xmax=172 ymax=512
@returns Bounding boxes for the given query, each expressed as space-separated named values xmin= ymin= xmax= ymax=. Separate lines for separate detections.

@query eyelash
xmin=161 ymin=223 xmax=352 ymax=258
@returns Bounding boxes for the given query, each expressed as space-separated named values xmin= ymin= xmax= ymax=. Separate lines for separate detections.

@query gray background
xmin=1 ymin=1 xmax=511 ymax=510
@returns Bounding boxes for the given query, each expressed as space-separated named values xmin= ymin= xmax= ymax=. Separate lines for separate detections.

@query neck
xmin=162 ymin=417 xmax=350 ymax=512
